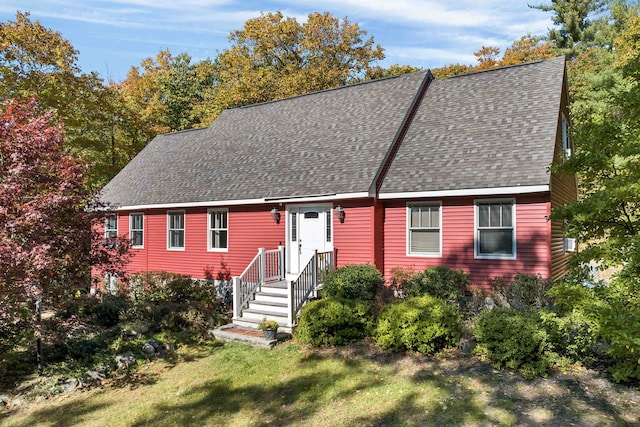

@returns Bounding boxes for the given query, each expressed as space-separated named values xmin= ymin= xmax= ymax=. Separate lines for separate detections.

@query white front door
xmin=287 ymin=204 xmax=333 ymax=275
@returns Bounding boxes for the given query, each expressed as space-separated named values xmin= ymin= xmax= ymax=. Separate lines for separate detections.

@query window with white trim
xmin=562 ymin=115 xmax=572 ymax=158
xmin=476 ymin=201 xmax=515 ymax=258
xmin=208 ymin=209 xmax=228 ymax=250
xmin=290 ymin=212 xmax=297 ymax=242
xmin=326 ymin=210 xmax=332 ymax=242
xmin=408 ymin=203 xmax=441 ymax=255
xmin=105 ymin=215 xmax=118 ymax=239
xmin=130 ymin=213 xmax=144 ymax=248
xmin=167 ymin=211 xmax=185 ymax=249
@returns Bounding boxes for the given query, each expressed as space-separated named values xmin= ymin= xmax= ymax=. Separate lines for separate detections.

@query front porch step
xmin=242 ymin=307 xmax=289 ymax=321
xmin=209 ymin=324 xmax=291 ymax=348
xmin=259 ymin=281 xmax=288 ymax=296
xmin=232 ymin=317 xmax=292 ymax=333
xmin=254 ymin=291 xmax=288 ymax=304
xmin=247 ymin=300 xmax=288 ymax=314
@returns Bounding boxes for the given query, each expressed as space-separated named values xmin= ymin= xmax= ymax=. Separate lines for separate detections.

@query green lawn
xmin=1 ymin=341 xmax=638 ymax=426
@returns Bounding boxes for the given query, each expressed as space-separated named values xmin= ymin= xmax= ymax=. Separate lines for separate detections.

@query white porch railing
xmin=287 ymin=250 xmax=335 ymax=326
xmin=232 ymin=246 xmax=284 ymax=319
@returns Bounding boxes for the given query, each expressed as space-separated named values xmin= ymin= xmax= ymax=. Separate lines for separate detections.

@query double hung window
xmin=476 ymin=201 xmax=515 ymax=258
xmin=105 ymin=215 xmax=118 ymax=239
xmin=130 ymin=213 xmax=144 ymax=248
xmin=168 ymin=211 xmax=185 ymax=249
xmin=208 ymin=209 xmax=228 ymax=250
xmin=408 ymin=203 xmax=441 ymax=256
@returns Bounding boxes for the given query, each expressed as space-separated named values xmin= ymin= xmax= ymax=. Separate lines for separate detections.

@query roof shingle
xmin=100 ymin=57 xmax=566 ymax=208
xmin=100 ymin=71 xmax=429 ymax=207
xmin=379 ymin=57 xmax=565 ymax=195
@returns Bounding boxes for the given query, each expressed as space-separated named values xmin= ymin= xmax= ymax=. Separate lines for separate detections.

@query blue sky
xmin=0 ymin=1 xmax=555 ymax=82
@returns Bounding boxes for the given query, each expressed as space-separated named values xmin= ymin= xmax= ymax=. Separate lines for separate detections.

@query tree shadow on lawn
xmin=3 ymin=400 xmax=113 ymax=427
xmin=128 ymin=366 xmax=372 ymax=427
xmin=474 ymin=368 xmax=639 ymax=426
xmin=416 ymin=354 xmax=638 ymax=426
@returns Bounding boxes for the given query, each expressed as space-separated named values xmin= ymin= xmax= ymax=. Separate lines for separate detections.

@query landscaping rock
xmin=59 ymin=378 xmax=80 ymax=394
xmin=459 ymin=337 xmax=477 ymax=354
xmin=85 ymin=370 xmax=106 ymax=383
xmin=0 ymin=393 xmax=10 ymax=407
xmin=10 ymin=397 xmax=23 ymax=408
xmin=484 ymin=296 xmax=496 ymax=310
xmin=115 ymin=351 xmax=136 ymax=370
xmin=141 ymin=343 xmax=156 ymax=359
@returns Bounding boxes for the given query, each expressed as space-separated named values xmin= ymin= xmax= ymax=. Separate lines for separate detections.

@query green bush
xmin=128 ymin=272 xmax=219 ymax=306
xmin=374 ymin=295 xmax=461 ymax=355
xmin=403 ymin=267 xmax=469 ymax=308
xmin=296 ymin=298 xmax=371 ymax=346
xmin=545 ymin=276 xmax=640 ymax=382
xmin=539 ymin=309 xmax=598 ymax=364
xmin=93 ymin=295 xmax=128 ymax=327
xmin=597 ymin=300 xmax=640 ymax=382
xmin=322 ymin=265 xmax=383 ymax=303
xmin=474 ymin=308 xmax=552 ymax=379
xmin=490 ymin=274 xmax=552 ymax=312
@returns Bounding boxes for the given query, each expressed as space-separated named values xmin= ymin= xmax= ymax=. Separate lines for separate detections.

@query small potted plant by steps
xmin=258 ymin=318 xmax=279 ymax=341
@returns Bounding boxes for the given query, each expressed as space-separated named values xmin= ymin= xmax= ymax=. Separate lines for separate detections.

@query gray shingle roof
xmin=100 ymin=71 xmax=429 ymax=207
xmin=100 ymin=57 xmax=565 ymax=208
xmin=379 ymin=56 xmax=565 ymax=195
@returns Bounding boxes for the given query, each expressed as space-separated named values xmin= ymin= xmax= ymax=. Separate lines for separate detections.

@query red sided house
xmin=98 ymin=57 xmax=576 ymax=330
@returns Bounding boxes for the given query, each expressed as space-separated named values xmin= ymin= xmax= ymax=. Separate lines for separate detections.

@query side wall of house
xmin=113 ymin=205 xmax=285 ymax=280
xmin=382 ymin=193 xmax=551 ymax=286
xmin=550 ymin=77 xmax=579 ymax=280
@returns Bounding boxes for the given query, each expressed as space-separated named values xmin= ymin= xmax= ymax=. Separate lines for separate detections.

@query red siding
xmin=549 ymin=79 xmax=578 ymax=280
xmin=333 ymin=200 xmax=376 ymax=267
xmin=383 ymin=194 xmax=551 ymax=286
xmin=121 ymin=205 xmax=285 ymax=279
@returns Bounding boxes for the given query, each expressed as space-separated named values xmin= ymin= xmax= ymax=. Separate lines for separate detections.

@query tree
xmin=530 ymin=0 xmax=612 ymax=55
xmin=550 ymin=13 xmax=640 ymax=280
xmin=431 ymin=35 xmax=557 ymax=79
xmin=202 ymin=11 xmax=385 ymax=124
xmin=0 ymin=12 xmax=155 ymax=188
xmin=118 ymin=49 xmax=216 ymax=133
xmin=0 ymin=98 xmax=129 ymax=358
xmin=500 ymin=35 xmax=557 ymax=65
xmin=366 ymin=64 xmax=422 ymax=80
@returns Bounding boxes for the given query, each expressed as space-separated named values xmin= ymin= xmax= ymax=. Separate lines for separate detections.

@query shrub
xmin=93 ymin=295 xmax=128 ymax=327
xmin=128 ymin=272 xmax=219 ymax=306
xmin=473 ymin=308 xmax=552 ymax=379
xmin=403 ymin=267 xmax=469 ymax=308
xmin=539 ymin=309 xmax=598 ymax=364
xmin=597 ymin=300 xmax=640 ymax=382
xmin=490 ymin=274 xmax=552 ymax=312
xmin=296 ymin=298 xmax=371 ymax=346
xmin=389 ymin=266 xmax=415 ymax=297
xmin=322 ymin=265 xmax=383 ymax=303
xmin=375 ymin=295 xmax=461 ymax=355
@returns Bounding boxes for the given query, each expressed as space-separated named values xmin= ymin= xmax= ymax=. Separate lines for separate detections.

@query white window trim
xmin=167 ymin=210 xmax=186 ymax=251
xmin=207 ymin=208 xmax=229 ymax=252
xmin=474 ymin=198 xmax=517 ymax=260
xmin=104 ymin=214 xmax=118 ymax=239
xmin=406 ymin=202 xmax=442 ymax=258
xmin=129 ymin=212 xmax=144 ymax=249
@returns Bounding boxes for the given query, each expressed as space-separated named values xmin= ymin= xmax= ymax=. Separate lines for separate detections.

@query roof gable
xmin=379 ymin=57 xmax=566 ymax=195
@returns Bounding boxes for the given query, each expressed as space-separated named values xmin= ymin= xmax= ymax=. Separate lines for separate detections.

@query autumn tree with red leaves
xmin=0 ymin=99 xmax=129 ymax=356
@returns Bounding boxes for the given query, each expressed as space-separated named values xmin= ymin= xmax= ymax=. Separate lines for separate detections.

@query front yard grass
xmin=2 ymin=340 xmax=639 ymax=426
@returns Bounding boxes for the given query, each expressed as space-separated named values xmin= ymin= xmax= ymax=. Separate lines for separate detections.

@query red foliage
xmin=0 ymin=98 xmax=130 ymax=310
